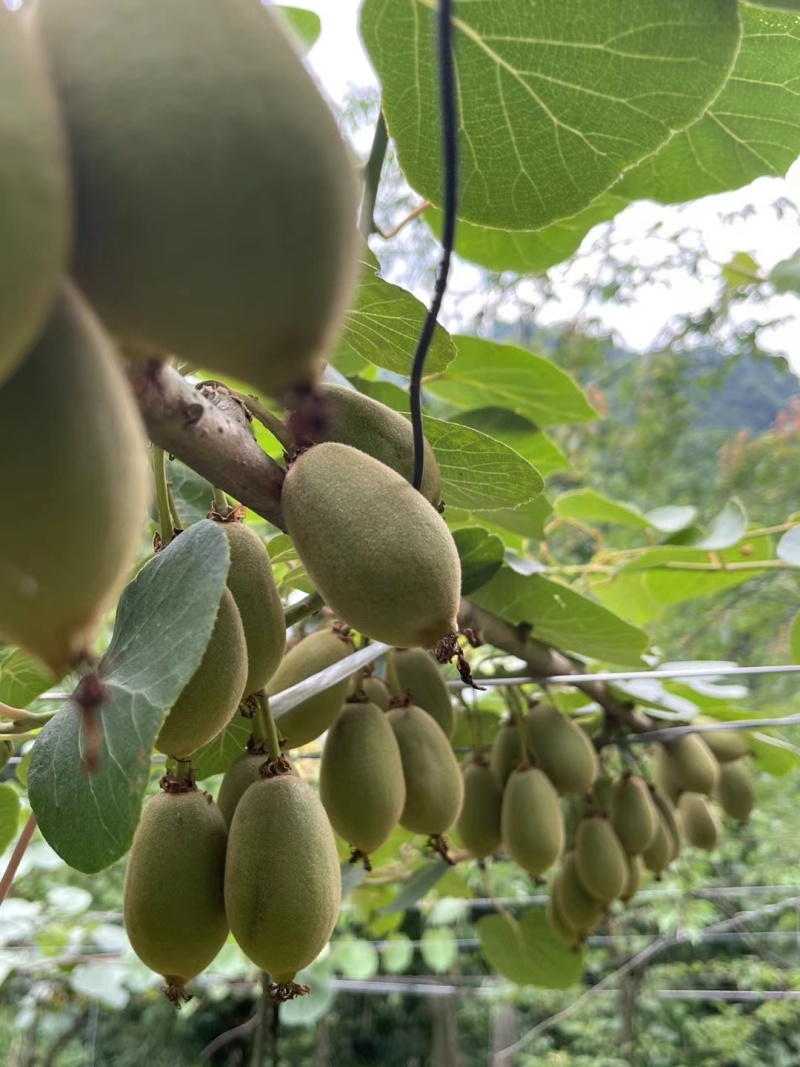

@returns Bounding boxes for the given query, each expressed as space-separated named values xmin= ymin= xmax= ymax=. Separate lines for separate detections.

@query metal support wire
xmin=446 ymin=663 xmax=800 ymax=689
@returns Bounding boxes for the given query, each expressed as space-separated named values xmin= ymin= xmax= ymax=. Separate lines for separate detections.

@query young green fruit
xmin=557 ymin=852 xmax=604 ymax=936
xmin=697 ymin=719 xmax=750 ymax=763
xmin=282 ymin=444 xmax=460 ymax=649
xmin=217 ymin=750 xmax=268 ymax=829
xmin=610 ymin=775 xmax=657 ymax=855
xmin=653 ymin=743 xmax=682 ymax=804
xmin=0 ymin=285 xmax=149 ymax=674
xmin=652 ymin=791 xmax=682 ymax=864
xmin=668 ymin=733 xmax=720 ymax=795
xmin=35 ymin=0 xmax=358 ymax=400
xmin=0 ymin=5 xmax=69 ymax=387
xmin=489 ymin=723 xmax=523 ymax=788
xmin=320 ymin=701 xmax=405 ymax=860
xmin=455 ymin=758 xmax=503 ymax=860
xmin=360 ymin=676 xmax=390 ymax=712
xmin=678 ymin=791 xmax=721 ymax=851
xmin=546 ymin=874 xmax=580 ymax=948
xmin=123 ymin=789 xmax=228 ymax=995
xmin=225 ymin=774 xmax=341 ymax=985
xmin=267 ymin=628 xmax=355 ymax=749
xmin=641 ymin=808 xmax=672 ymax=877
xmin=388 ymin=705 xmax=464 ymax=836
xmin=297 ymin=384 xmax=442 ymax=506
xmin=715 ymin=759 xmax=755 ymax=822
xmin=391 ymin=648 xmax=455 ymax=738
xmin=501 ymin=766 xmax=564 ymax=877
xmin=574 ymin=816 xmax=628 ymax=903
xmin=524 ymin=703 xmax=598 ymax=796
xmin=220 ymin=521 xmax=285 ymax=697
xmin=619 ymin=853 xmax=644 ymax=904
xmin=156 ymin=588 xmax=248 ymax=759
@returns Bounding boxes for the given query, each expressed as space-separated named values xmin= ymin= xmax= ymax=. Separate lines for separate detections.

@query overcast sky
xmin=299 ymin=0 xmax=800 ymax=367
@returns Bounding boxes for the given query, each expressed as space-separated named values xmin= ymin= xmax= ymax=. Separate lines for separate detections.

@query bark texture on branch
xmin=127 ymin=360 xmax=287 ymax=530
xmin=458 ymin=599 xmax=655 ymax=732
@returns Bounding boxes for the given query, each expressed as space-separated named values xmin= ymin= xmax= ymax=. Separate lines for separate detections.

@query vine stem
xmin=359 ymin=110 xmax=389 ymax=239
xmin=502 ymin=685 xmax=530 ymax=759
xmin=254 ymin=691 xmax=282 ymax=762
xmin=283 ymin=591 xmax=325 ymax=629
xmin=229 ymin=391 xmax=295 ymax=452
xmin=410 ymin=0 xmax=458 ymax=492
xmin=384 ymin=653 xmax=402 ymax=697
xmin=0 ymin=812 xmax=37 ymax=908
xmin=152 ymin=446 xmax=175 ymax=547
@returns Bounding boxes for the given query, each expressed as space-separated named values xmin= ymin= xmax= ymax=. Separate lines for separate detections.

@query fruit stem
xmin=359 ymin=109 xmax=388 ymax=239
xmin=230 ymin=391 xmax=295 ymax=452
xmin=173 ymin=758 xmax=194 ymax=784
xmin=385 ymin=653 xmax=403 ymax=697
xmin=212 ymin=486 xmax=232 ymax=518
xmin=0 ymin=812 xmax=37 ymax=908
xmin=283 ymin=591 xmax=325 ymax=629
xmin=502 ymin=686 xmax=531 ymax=760
xmin=152 ymin=446 xmax=176 ymax=547
xmin=254 ymin=690 xmax=282 ymax=763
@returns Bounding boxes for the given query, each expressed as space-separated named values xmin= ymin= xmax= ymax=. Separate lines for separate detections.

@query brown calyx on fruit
xmin=435 ymin=632 xmax=485 ymax=690
xmin=258 ymin=754 xmax=293 ymax=779
xmin=269 ymin=980 xmax=311 ymax=1003
xmin=162 ymin=981 xmax=192 ymax=1009
xmin=349 ymin=847 xmax=373 ymax=872
xmin=429 ymin=833 xmax=456 ymax=866
xmin=159 ymin=766 xmax=199 ymax=795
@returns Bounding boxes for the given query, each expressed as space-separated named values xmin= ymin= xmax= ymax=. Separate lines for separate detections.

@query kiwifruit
xmin=574 ymin=816 xmax=628 ymax=903
xmin=524 ymin=703 xmax=598 ymax=795
xmin=610 ymin=775 xmax=657 ymax=855
xmin=489 ymin=723 xmax=523 ymax=788
xmin=501 ymin=766 xmax=564 ymax=877
xmin=320 ymin=701 xmax=406 ymax=860
xmin=0 ymin=4 xmax=69 ymax=386
xmin=652 ymin=791 xmax=681 ymax=863
xmin=667 ymin=732 xmax=720 ymax=795
xmin=546 ymin=874 xmax=580 ymax=948
xmin=267 ymin=628 xmax=355 ymax=749
xmin=295 ymin=384 xmax=441 ymax=506
xmin=619 ymin=853 xmax=644 ymax=903
xmin=156 ymin=588 xmax=248 ymax=759
xmin=35 ymin=0 xmax=358 ymax=400
xmin=557 ymin=852 xmax=604 ymax=935
xmin=225 ymin=773 xmax=341 ymax=986
xmin=217 ymin=750 xmax=268 ymax=829
xmin=678 ymin=791 xmax=721 ymax=851
xmin=653 ymin=744 xmax=682 ymax=804
xmin=455 ymin=758 xmax=503 ymax=860
xmin=391 ymin=648 xmax=455 ymax=738
xmin=642 ymin=806 xmax=672 ymax=877
xmin=282 ymin=444 xmax=460 ymax=649
xmin=360 ymin=676 xmax=390 ymax=712
xmin=123 ymin=788 xmax=228 ymax=996
xmin=387 ymin=704 xmax=464 ymax=835
xmin=697 ymin=719 xmax=750 ymax=763
xmin=715 ymin=759 xmax=755 ymax=822
xmin=0 ymin=285 xmax=148 ymax=674
xmin=220 ymin=521 xmax=285 ymax=697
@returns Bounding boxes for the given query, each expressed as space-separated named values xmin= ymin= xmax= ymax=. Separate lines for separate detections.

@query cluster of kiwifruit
xmin=0 ymin=0 xmax=360 ymax=675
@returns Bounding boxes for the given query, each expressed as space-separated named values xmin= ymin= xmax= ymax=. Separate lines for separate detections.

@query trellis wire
xmin=447 ymin=663 xmax=800 ymax=687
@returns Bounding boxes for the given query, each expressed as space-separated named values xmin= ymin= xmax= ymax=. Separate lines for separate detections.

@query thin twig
xmin=0 ymin=813 xmax=37 ymax=907
xmin=283 ymin=591 xmax=325 ymax=629
xmin=376 ymin=200 xmax=433 ymax=240
xmin=410 ymin=0 xmax=458 ymax=492
xmin=202 ymin=1016 xmax=259 ymax=1059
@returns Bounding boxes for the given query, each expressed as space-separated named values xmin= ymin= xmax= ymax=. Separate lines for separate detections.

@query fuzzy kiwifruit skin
xmin=35 ymin=0 xmax=358 ymax=399
xmin=610 ymin=775 xmax=657 ymax=855
xmin=217 ymin=751 xmax=268 ymax=829
xmin=574 ymin=816 xmax=628 ymax=903
xmin=455 ymin=759 xmax=503 ymax=860
xmin=156 ymin=588 xmax=248 ymax=759
xmin=221 ymin=522 xmax=285 ymax=697
xmin=360 ymin=676 xmax=390 ymax=712
xmin=0 ymin=285 xmax=148 ymax=674
xmin=320 ymin=701 xmax=405 ymax=856
xmin=524 ymin=704 xmax=598 ymax=796
xmin=715 ymin=759 xmax=755 ymax=822
xmin=557 ymin=852 xmax=604 ymax=935
xmin=267 ymin=629 xmax=354 ymax=749
xmin=546 ymin=872 xmax=580 ymax=948
xmin=619 ymin=853 xmax=644 ymax=903
xmin=123 ymin=789 xmax=228 ymax=988
xmin=654 ymin=744 xmax=682 ymax=804
xmin=501 ymin=767 xmax=564 ymax=877
xmin=652 ymin=791 xmax=681 ymax=863
xmin=489 ymin=723 xmax=523 ymax=788
xmin=678 ymin=791 xmax=721 ymax=851
xmin=668 ymin=733 xmax=720 ymax=795
xmin=388 ymin=705 xmax=463 ymax=835
xmin=0 ymin=6 xmax=70 ymax=386
xmin=301 ymin=384 xmax=441 ymax=506
xmin=641 ymin=808 xmax=672 ymax=877
xmin=282 ymin=444 xmax=460 ymax=649
xmin=391 ymin=649 xmax=455 ymax=738
xmin=225 ymin=774 xmax=341 ymax=982
xmin=697 ymin=719 xmax=750 ymax=763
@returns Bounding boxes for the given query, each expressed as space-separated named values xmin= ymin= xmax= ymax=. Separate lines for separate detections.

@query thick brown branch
xmin=458 ymin=599 xmax=655 ymax=732
xmin=127 ymin=360 xmax=286 ymax=530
